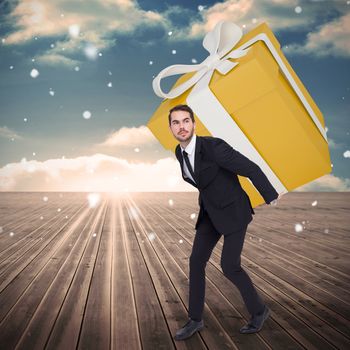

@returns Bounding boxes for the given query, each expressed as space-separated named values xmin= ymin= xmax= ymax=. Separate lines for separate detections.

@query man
xmin=169 ymin=104 xmax=281 ymax=341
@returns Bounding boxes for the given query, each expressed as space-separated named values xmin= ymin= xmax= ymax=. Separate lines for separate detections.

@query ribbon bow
xmin=152 ymin=21 xmax=250 ymax=99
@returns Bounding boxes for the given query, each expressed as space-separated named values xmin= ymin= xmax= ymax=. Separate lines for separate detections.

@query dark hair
xmin=168 ymin=104 xmax=195 ymax=125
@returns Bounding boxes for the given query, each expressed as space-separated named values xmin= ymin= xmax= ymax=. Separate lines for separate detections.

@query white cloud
xmin=167 ymin=0 xmax=350 ymax=59
xmin=0 ymin=153 xmax=194 ymax=192
xmin=98 ymin=125 xmax=158 ymax=147
xmin=295 ymin=174 xmax=350 ymax=192
xmin=283 ymin=13 xmax=350 ymax=58
xmin=0 ymin=126 xmax=22 ymax=140
xmin=171 ymin=0 xmax=322 ymax=40
xmin=2 ymin=0 xmax=167 ymax=67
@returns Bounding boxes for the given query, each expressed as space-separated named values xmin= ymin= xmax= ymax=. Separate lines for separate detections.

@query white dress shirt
xmin=180 ymin=133 xmax=197 ymax=183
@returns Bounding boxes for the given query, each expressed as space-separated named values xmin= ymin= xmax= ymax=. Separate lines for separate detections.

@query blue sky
xmin=0 ymin=0 xmax=349 ymax=192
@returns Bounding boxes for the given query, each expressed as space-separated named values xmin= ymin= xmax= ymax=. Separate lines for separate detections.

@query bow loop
xmin=152 ymin=20 xmax=249 ymax=99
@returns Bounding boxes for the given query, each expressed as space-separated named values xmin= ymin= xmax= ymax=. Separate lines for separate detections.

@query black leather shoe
xmin=174 ymin=318 xmax=204 ymax=341
xmin=239 ymin=305 xmax=271 ymax=334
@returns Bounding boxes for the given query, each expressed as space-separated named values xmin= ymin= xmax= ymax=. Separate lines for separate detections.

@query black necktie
xmin=183 ymin=150 xmax=196 ymax=183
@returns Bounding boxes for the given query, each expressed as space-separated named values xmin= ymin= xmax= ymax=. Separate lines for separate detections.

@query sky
xmin=0 ymin=0 xmax=349 ymax=192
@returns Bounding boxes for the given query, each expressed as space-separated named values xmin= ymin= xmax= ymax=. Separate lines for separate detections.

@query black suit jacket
xmin=175 ymin=135 xmax=279 ymax=235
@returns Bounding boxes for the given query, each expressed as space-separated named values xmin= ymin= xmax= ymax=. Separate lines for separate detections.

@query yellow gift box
xmin=148 ymin=21 xmax=331 ymax=207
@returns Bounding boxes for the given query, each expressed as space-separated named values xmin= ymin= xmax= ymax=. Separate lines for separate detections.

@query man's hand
xmin=269 ymin=192 xmax=286 ymax=206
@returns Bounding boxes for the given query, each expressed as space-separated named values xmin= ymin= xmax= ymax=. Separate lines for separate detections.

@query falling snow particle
xmin=148 ymin=232 xmax=156 ymax=241
xmin=57 ymin=208 xmax=61 ymax=212
xmin=30 ymin=69 xmax=39 ymax=78
xmin=43 ymin=196 xmax=48 ymax=202
xmin=65 ymin=215 xmax=68 ymax=219
xmin=324 ymin=228 xmax=329 ymax=234
xmin=10 ymin=65 xmax=14 ymax=70
xmin=258 ymin=238 xmax=262 ymax=242
xmin=83 ymin=110 xmax=91 ymax=119
xmin=149 ymin=60 xmax=153 ymax=65
xmin=134 ymin=148 xmax=140 ymax=152
xmin=294 ymin=223 xmax=303 ymax=233
xmin=168 ymin=199 xmax=174 ymax=206
xmin=179 ymin=239 xmax=183 ymax=244
xmin=74 ymin=66 xmax=80 ymax=72
xmin=84 ymin=44 xmax=98 ymax=60
xmin=32 ymin=152 xmax=36 ymax=156
xmin=24 ymin=118 xmax=27 ymax=122
xmin=242 ymin=24 xmax=246 ymax=28
xmin=343 ymin=150 xmax=350 ymax=158
xmin=49 ymin=88 xmax=55 ymax=96
xmin=311 ymin=200 xmax=318 ymax=206
xmin=93 ymin=233 xmax=97 ymax=237
xmin=191 ymin=58 xmax=197 ymax=63
xmin=0 ymin=227 xmax=3 ymax=234
xmin=10 ymin=232 xmax=14 ymax=237
xmin=2 ymin=38 xmax=6 ymax=43
xmin=252 ymin=18 xmax=257 ymax=24
xmin=190 ymin=213 xmax=196 ymax=219
xmin=295 ymin=6 xmax=302 ymax=14
xmin=50 ymin=43 xmax=55 ymax=48
xmin=69 ymin=24 xmax=80 ymax=38
xmin=198 ymin=5 xmax=204 ymax=11
xmin=107 ymin=82 xmax=112 ymax=87
xmin=40 ymin=216 xmax=44 ymax=220
xmin=172 ymin=49 xmax=177 ymax=55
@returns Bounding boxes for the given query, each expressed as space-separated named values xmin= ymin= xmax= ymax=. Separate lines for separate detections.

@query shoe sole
xmin=174 ymin=325 xmax=204 ymax=341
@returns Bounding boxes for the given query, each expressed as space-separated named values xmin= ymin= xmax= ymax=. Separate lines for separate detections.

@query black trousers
xmin=188 ymin=208 xmax=265 ymax=321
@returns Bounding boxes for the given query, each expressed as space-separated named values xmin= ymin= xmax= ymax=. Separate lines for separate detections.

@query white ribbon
xmin=152 ymin=21 xmax=328 ymax=195
xmin=153 ymin=21 xmax=248 ymax=99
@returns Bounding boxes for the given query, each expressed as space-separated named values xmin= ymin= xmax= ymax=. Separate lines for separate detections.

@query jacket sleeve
xmin=213 ymin=138 xmax=279 ymax=204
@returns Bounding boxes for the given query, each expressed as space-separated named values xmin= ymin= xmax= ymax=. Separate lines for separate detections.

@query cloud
xmin=295 ymin=174 xmax=350 ymax=192
xmin=0 ymin=153 xmax=194 ymax=192
xmin=171 ymin=0 xmax=329 ymax=40
xmin=98 ymin=125 xmax=158 ymax=147
xmin=167 ymin=0 xmax=350 ymax=60
xmin=283 ymin=12 xmax=350 ymax=58
xmin=2 ymin=0 xmax=167 ymax=67
xmin=0 ymin=126 xmax=22 ymax=140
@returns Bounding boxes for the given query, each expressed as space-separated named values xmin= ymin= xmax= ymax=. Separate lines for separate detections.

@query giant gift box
xmin=148 ymin=21 xmax=331 ymax=207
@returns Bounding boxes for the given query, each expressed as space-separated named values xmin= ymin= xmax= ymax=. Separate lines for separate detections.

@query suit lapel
xmin=176 ymin=139 xmax=199 ymax=188
xmin=194 ymin=135 xmax=202 ymax=183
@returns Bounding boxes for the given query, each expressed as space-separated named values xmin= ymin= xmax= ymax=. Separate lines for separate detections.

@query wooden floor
xmin=0 ymin=192 xmax=349 ymax=350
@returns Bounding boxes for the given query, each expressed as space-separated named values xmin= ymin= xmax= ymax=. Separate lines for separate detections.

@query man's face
xmin=169 ymin=110 xmax=195 ymax=143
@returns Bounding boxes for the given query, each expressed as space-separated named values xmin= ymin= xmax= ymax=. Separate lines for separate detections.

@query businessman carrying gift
xmin=169 ymin=104 xmax=282 ymax=341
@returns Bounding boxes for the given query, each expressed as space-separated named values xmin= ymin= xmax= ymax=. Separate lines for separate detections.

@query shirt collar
xmin=180 ymin=133 xmax=196 ymax=155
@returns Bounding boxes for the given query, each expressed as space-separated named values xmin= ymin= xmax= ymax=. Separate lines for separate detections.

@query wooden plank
xmin=44 ymin=201 xmax=108 ymax=349
xmin=0 ymin=192 xmax=348 ymax=350
xmin=120 ymin=197 xmax=175 ymax=350
xmin=124 ymin=195 xmax=209 ymax=350
xmin=110 ymin=197 xmax=142 ymax=350
xmin=0 ymin=204 xmax=97 ymax=349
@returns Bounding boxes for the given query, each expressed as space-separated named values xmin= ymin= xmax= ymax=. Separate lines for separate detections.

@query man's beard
xmin=176 ymin=128 xmax=194 ymax=142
